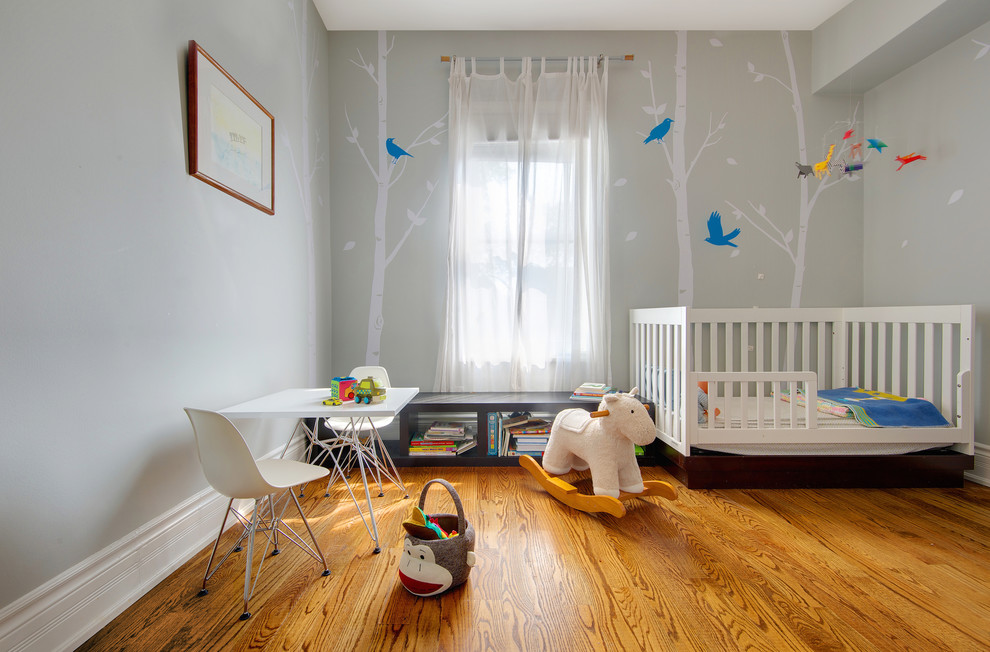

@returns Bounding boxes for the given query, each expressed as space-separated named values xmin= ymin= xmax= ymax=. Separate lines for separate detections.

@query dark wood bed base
xmin=657 ymin=443 xmax=974 ymax=489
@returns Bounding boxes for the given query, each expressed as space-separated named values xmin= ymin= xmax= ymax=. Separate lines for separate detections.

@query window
xmin=437 ymin=57 xmax=611 ymax=392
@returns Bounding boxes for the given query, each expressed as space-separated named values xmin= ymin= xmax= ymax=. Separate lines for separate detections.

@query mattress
xmin=693 ymin=395 xmax=947 ymax=456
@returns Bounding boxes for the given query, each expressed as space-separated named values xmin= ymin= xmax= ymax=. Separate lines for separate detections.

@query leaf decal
xmin=614 ymin=178 xmax=627 ymax=187
xmin=948 ymin=189 xmax=964 ymax=205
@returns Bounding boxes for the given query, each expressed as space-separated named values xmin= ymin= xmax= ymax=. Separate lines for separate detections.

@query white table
xmin=220 ymin=387 xmax=418 ymax=553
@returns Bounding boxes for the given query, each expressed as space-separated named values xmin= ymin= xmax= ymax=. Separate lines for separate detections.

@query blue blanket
xmin=817 ymin=387 xmax=950 ymax=428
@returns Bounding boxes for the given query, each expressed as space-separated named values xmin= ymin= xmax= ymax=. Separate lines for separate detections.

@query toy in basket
xmin=399 ymin=479 xmax=476 ymax=596
xmin=520 ymin=387 xmax=676 ymax=517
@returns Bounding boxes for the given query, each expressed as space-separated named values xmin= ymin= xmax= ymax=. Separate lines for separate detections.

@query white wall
xmin=863 ymin=18 xmax=990 ymax=449
xmin=0 ymin=0 xmax=330 ymax=610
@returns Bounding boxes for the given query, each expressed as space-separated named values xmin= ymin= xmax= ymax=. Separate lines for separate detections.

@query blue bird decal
xmin=644 ymin=118 xmax=673 ymax=144
xmin=704 ymin=211 xmax=740 ymax=247
xmin=866 ymin=138 xmax=887 ymax=153
xmin=386 ymin=137 xmax=413 ymax=163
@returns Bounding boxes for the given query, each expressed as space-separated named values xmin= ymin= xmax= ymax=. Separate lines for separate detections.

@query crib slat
xmin=668 ymin=324 xmax=680 ymax=440
xmin=865 ymin=322 xmax=874 ymax=389
xmin=907 ymin=323 xmax=918 ymax=397
xmin=726 ymin=322 xmax=735 ymax=373
xmin=877 ymin=322 xmax=887 ymax=392
xmin=801 ymin=321 xmax=810 ymax=372
xmin=773 ymin=380 xmax=782 ymax=428
xmin=756 ymin=380 xmax=765 ymax=427
xmin=892 ymin=323 xmax=902 ymax=395
xmin=740 ymin=372 xmax=749 ymax=429
xmin=741 ymin=321 xmax=749 ymax=372
xmin=942 ymin=323 xmax=953 ymax=420
xmin=789 ymin=379 xmax=797 ymax=427
xmin=709 ymin=322 xmax=717 ymax=374
xmin=924 ymin=322 xmax=935 ymax=402
xmin=851 ymin=323 xmax=861 ymax=387
xmin=771 ymin=322 xmax=780 ymax=372
xmin=784 ymin=321 xmax=797 ymax=371
xmin=817 ymin=321 xmax=826 ymax=383
xmin=756 ymin=322 xmax=765 ymax=373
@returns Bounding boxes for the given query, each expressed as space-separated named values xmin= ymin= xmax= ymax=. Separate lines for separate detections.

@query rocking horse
xmin=520 ymin=388 xmax=676 ymax=517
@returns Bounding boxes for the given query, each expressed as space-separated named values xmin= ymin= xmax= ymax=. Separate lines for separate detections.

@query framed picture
xmin=187 ymin=40 xmax=274 ymax=214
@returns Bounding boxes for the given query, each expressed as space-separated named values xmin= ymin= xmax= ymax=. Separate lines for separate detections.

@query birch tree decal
xmin=344 ymin=31 xmax=447 ymax=364
xmin=640 ymin=31 xmax=727 ymax=306
xmin=283 ymin=0 xmax=325 ymax=385
xmin=724 ymin=31 xmax=859 ymax=308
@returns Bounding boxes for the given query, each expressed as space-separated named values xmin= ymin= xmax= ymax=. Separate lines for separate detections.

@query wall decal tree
xmin=343 ymin=31 xmax=447 ymax=364
xmin=284 ymin=0 xmax=326 ymax=385
xmin=724 ymin=31 xmax=859 ymax=308
xmin=640 ymin=31 xmax=727 ymax=306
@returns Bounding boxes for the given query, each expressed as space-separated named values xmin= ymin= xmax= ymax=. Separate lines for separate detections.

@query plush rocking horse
xmin=520 ymin=388 xmax=676 ymax=517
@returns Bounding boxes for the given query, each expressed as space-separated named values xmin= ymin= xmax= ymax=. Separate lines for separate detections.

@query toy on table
xmin=520 ymin=388 xmax=676 ymax=517
xmin=353 ymin=376 xmax=386 ymax=404
xmin=325 ymin=376 xmax=357 ymax=405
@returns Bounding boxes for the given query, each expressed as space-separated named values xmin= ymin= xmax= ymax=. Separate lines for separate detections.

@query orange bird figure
xmin=895 ymin=153 xmax=927 ymax=171
xmin=850 ymin=141 xmax=863 ymax=159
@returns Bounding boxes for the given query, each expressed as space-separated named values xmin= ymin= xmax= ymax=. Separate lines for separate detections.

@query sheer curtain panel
xmin=436 ymin=56 xmax=611 ymax=392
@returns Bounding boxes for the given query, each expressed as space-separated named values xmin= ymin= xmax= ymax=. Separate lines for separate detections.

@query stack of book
xmin=487 ymin=412 xmax=552 ymax=456
xmin=570 ymin=382 xmax=616 ymax=402
xmin=506 ymin=416 xmax=551 ymax=456
xmin=409 ymin=421 xmax=476 ymax=456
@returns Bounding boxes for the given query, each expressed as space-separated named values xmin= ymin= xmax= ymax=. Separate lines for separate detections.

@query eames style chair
xmin=316 ymin=366 xmax=406 ymax=499
xmin=184 ymin=408 xmax=331 ymax=621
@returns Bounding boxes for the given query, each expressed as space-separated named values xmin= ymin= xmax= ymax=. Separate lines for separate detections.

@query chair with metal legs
xmin=322 ymin=366 xmax=407 ymax=498
xmin=184 ymin=408 xmax=332 ymax=621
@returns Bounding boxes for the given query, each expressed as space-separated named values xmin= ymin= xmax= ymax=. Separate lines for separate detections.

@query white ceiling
xmin=312 ymin=0 xmax=857 ymax=32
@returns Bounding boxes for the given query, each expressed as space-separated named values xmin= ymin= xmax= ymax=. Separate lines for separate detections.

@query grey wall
xmin=328 ymin=30 xmax=864 ymax=391
xmin=863 ymin=18 xmax=990 ymax=448
xmin=0 ymin=0 xmax=330 ymax=609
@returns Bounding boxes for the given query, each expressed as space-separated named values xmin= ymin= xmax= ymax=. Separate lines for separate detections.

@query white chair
xmin=185 ymin=408 xmax=331 ymax=621
xmin=317 ymin=366 xmax=407 ymax=499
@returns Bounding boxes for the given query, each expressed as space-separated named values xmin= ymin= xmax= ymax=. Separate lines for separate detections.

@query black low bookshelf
xmin=389 ymin=391 xmax=658 ymax=467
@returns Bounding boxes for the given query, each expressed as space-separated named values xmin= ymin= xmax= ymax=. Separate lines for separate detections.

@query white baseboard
xmin=0 ymin=438 xmax=308 ymax=652
xmin=965 ymin=442 xmax=990 ymax=487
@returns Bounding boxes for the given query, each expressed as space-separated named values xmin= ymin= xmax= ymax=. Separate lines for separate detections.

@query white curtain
xmin=436 ymin=56 xmax=611 ymax=392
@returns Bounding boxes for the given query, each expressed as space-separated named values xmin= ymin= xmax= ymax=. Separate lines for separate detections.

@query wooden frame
xmin=187 ymin=40 xmax=274 ymax=214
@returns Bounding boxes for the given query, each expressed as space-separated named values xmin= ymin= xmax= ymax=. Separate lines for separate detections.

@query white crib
xmin=630 ymin=305 xmax=975 ymax=488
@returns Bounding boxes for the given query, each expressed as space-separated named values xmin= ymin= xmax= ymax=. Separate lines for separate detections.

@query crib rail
xmin=697 ymin=372 xmax=818 ymax=436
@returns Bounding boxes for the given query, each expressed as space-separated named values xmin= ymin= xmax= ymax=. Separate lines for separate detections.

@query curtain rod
xmin=440 ymin=54 xmax=633 ymax=64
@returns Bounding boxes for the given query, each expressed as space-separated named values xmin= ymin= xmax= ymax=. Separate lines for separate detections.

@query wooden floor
xmin=79 ymin=465 xmax=990 ymax=651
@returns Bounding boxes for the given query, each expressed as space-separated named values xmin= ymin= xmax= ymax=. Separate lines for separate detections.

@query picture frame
xmin=187 ymin=40 xmax=275 ymax=214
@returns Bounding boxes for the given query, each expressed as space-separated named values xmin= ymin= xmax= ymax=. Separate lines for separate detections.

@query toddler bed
xmin=630 ymin=305 xmax=975 ymax=488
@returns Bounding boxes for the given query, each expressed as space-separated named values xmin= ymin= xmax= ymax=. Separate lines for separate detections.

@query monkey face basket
xmin=398 ymin=479 xmax=476 ymax=597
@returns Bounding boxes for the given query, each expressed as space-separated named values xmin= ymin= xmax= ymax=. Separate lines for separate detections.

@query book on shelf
xmin=570 ymin=382 xmax=617 ymax=402
xmin=424 ymin=421 xmax=470 ymax=440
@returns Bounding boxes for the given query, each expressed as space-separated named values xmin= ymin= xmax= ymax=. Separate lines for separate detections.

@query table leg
xmin=351 ymin=422 xmax=382 ymax=553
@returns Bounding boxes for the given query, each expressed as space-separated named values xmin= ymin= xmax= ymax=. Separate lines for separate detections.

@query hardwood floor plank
xmin=79 ymin=467 xmax=990 ymax=651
